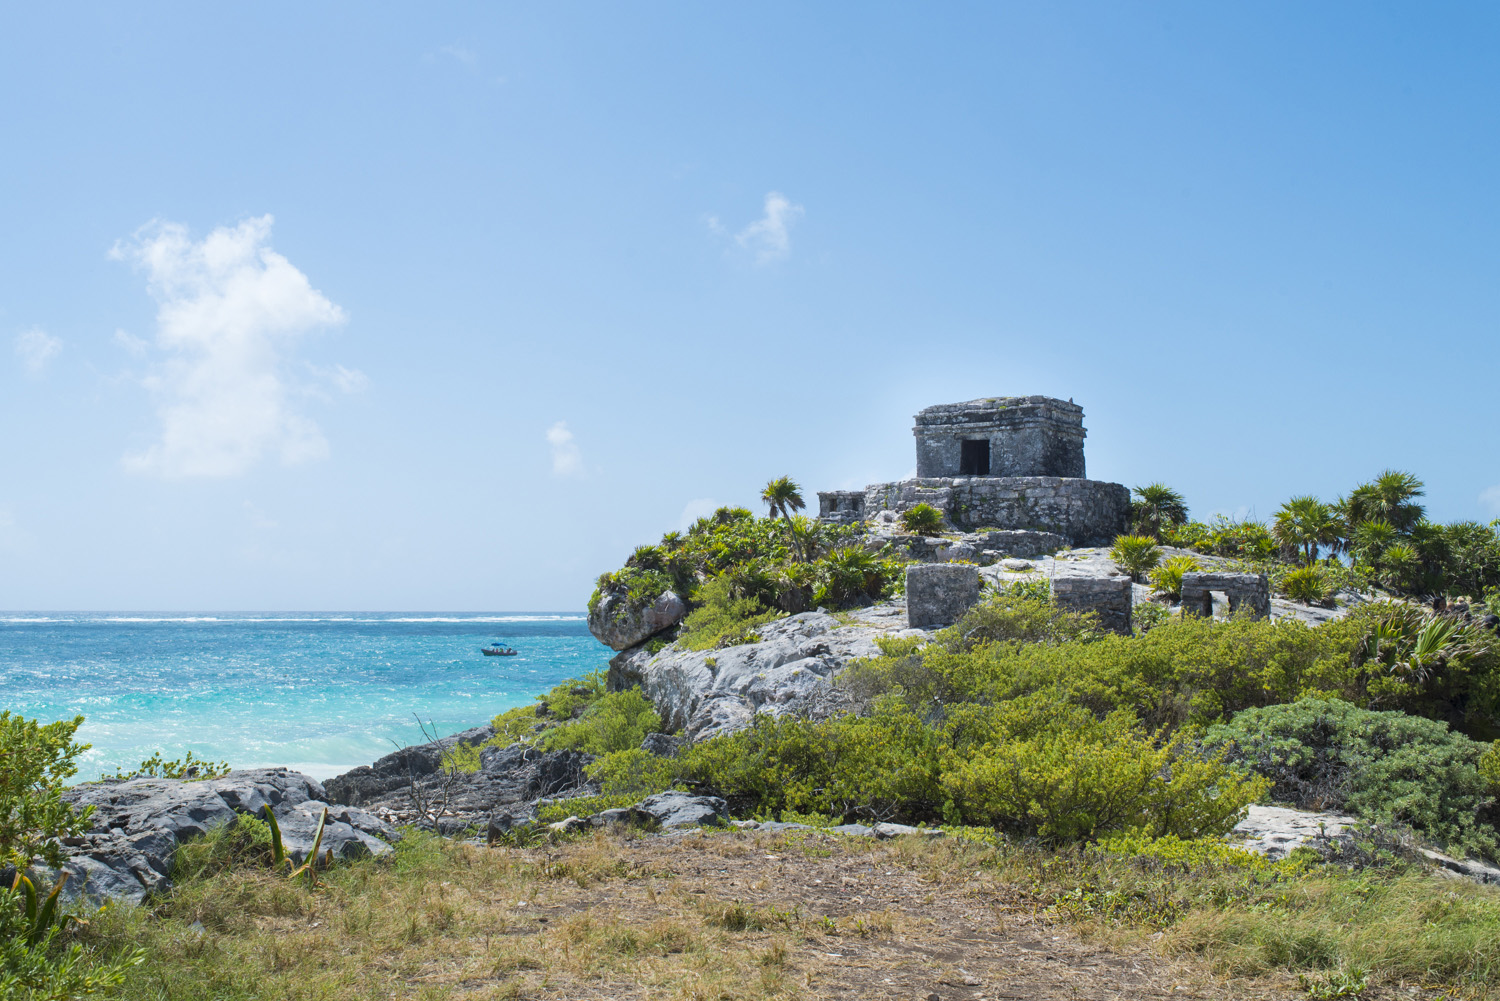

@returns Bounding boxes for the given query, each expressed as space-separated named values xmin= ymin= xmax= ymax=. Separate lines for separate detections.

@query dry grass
xmin=67 ymin=826 xmax=1497 ymax=1000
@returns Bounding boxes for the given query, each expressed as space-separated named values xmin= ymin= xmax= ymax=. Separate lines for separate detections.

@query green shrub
xmin=1131 ymin=602 xmax=1171 ymax=635
xmin=940 ymin=709 xmax=1267 ymax=841
xmin=103 ymin=750 xmax=230 ymax=782
xmin=542 ymin=689 xmax=663 ymax=757
xmin=1205 ymin=698 xmax=1499 ymax=858
xmin=540 ymin=670 xmax=606 ymax=720
xmin=1148 ymin=555 xmax=1202 ymax=599
xmin=814 ymin=546 xmax=905 ymax=608
xmin=676 ymin=575 xmax=783 ymax=651
xmin=680 ymin=695 xmax=1263 ymax=840
xmin=0 ymin=712 xmax=94 ymax=870
xmin=173 ymin=814 xmax=276 ymax=881
xmin=1481 ymin=742 xmax=1500 ymax=795
xmin=584 ymin=748 xmax=683 ymax=797
xmin=1109 ymin=534 xmax=1160 ymax=582
xmin=900 ymin=503 xmax=945 ymax=536
xmin=997 ymin=576 xmax=1053 ymax=603
xmin=490 ymin=704 xmax=544 ymax=745
xmin=1 ymin=878 xmax=142 ymax=999
xmin=1163 ymin=516 xmax=1277 ymax=560
xmin=1280 ymin=565 xmax=1331 ymax=605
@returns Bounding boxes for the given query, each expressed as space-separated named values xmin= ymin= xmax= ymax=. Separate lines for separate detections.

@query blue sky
xmin=2 ymin=3 xmax=1498 ymax=610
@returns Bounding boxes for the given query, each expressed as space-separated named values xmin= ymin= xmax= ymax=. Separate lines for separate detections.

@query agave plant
xmin=900 ymin=503 xmax=945 ymax=536
xmin=8 ymin=872 xmax=74 ymax=948
xmin=1109 ymin=534 xmax=1160 ymax=583
xmin=1147 ymin=555 xmax=1201 ymax=599
xmin=1280 ymin=565 xmax=1330 ymax=605
xmin=262 ymin=804 xmax=332 ymax=888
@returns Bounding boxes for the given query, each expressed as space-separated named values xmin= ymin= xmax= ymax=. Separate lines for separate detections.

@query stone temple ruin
xmin=818 ymin=396 xmax=1129 ymax=546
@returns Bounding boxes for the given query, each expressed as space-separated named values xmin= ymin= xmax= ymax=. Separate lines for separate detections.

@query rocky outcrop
xmin=324 ymin=734 xmax=594 ymax=832
xmin=588 ymin=589 xmax=688 ymax=650
xmin=43 ymin=768 xmax=395 ymax=905
xmin=606 ymin=605 xmax=925 ymax=741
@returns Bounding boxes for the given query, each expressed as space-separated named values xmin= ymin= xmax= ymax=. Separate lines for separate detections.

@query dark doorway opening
xmin=959 ymin=439 xmax=990 ymax=476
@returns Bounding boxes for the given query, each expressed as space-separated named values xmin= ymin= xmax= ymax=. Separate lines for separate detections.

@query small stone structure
xmin=1179 ymin=572 xmax=1270 ymax=620
xmin=914 ymin=396 xmax=1086 ymax=479
xmin=906 ymin=563 xmax=980 ymax=628
xmin=816 ymin=396 xmax=1130 ymax=546
xmin=1050 ymin=575 xmax=1132 ymax=634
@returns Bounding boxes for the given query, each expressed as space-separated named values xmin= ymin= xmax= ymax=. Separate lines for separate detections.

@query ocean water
xmin=0 ymin=613 xmax=610 ymax=782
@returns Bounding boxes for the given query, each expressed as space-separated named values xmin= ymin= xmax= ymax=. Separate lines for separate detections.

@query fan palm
xmin=1344 ymin=470 xmax=1425 ymax=533
xmin=761 ymin=476 xmax=807 ymax=559
xmin=1272 ymin=496 xmax=1343 ymax=564
xmin=1130 ymin=483 xmax=1189 ymax=541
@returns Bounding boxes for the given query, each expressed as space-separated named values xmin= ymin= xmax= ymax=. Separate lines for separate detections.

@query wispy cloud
xmin=113 ymin=328 xmax=148 ymax=356
xmin=439 ymin=44 xmax=477 ymax=66
xmin=1481 ymin=485 xmax=1500 ymax=515
xmin=111 ymin=215 xmax=352 ymax=478
xmin=14 ymin=328 xmax=61 ymax=376
xmin=547 ymin=421 xmax=584 ymax=477
xmin=735 ymin=191 xmax=803 ymax=265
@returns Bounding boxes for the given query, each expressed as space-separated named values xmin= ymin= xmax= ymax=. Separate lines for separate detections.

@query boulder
xmin=634 ymin=792 xmax=727 ymax=828
xmin=49 ymin=768 xmax=396 ymax=905
xmin=589 ymin=589 xmax=687 ymax=651
xmin=606 ymin=611 xmax=899 ymax=741
xmin=906 ymin=564 xmax=980 ymax=628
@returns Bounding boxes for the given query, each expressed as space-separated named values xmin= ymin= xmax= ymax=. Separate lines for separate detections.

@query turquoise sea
xmin=0 ymin=613 xmax=609 ymax=782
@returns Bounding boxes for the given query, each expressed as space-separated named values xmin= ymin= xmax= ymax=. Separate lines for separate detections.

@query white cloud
xmin=14 ymin=328 xmax=62 ymax=376
xmin=1481 ymin=485 xmax=1500 ymax=514
xmin=677 ymin=498 xmax=720 ymax=532
xmin=440 ymin=44 xmax=477 ymax=66
xmin=547 ymin=421 xmax=584 ymax=477
xmin=735 ymin=191 xmax=804 ymax=264
xmin=110 ymin=215 xmax=349 ymax=478
xmin=113 ymin=328 xmax=148 ymax=356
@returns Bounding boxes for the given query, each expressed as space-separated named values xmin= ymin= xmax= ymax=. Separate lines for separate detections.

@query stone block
xmin=1179 ymin=572 xmax=1270 ymax=620
xmin=1050 ymin=575 xmax=1132 ymax=634
xmin=906 ymin=563 xmax=980 ymax=628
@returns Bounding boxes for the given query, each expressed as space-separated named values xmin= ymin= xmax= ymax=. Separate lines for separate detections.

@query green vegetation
xmin=589 ymin=493 xmax=908 ymax=640
xmin=675 ymin=576 xmax=781 ymax=651
xmin=1280 ymin=564 xmax=1331 ymax=605
xmin=102 ymin=750 xmax=231 ymax=782
xmin=1146 ymin=554 xmax=1201 ymax=599
xmin=1164 ymin=470 xmax=1500 ymax=602
xmin=1108 ymin=533 xmax=1160 ymax=582
xmin=1129 ymin=482 xmax=1188 ymax=541
xmin=899 ymin=502 xmax=944 ymax=535
xmin=542 ymin=689 xmax=663 ymax=757
xmin=0 ymin=711 xmax=94 ymax=870
xmin=1206 ymin=698 xmax=1499 ymax=857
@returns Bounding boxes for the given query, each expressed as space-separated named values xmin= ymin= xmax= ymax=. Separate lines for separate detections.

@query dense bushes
xmin=589 ymin=501 xmax=907 ymax=623
xmin=0 ymin=712 xmax=94 ymax=870
xmin=675 ymin=576 xmax=781 ymax=651
xmin=1206 ymin=699 xmax=1499 ymax=857
xmin=677 ymin=694 xmax=1264 ymax=839
xmin=541 ymin=689 xmax=662 ymax=757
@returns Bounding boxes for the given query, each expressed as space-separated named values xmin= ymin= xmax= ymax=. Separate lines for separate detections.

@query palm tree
xmin=1272 ymin=496 xmax=1342 ymax=565
xmin=761 ymin=476 xmax=807 ymax=559
xmin=1344 ymin=470 xmax=1425 ymax=533
xmin=1130 ymin=483 xmax=1189 ymax=541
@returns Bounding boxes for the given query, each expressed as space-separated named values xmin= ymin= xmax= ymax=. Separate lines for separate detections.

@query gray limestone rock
xmin=1231 ymin=805 xmax=1358 ymax=859
xmin=1051 ymin=575 xmax=1133 ymax=634
xmin=906 ymin=563 xmax=980 ymax=628
xmin=606 ymin=611 xmax=907 ymax=741
xmin=588 ymin=589 xmax=688 ymax=651
xmin=634 ymin=792 xmax=727 ymax=828
xmin=48 ymin=768 xmax=396 ymax=905
xmin=639 ymin=732 xmax=688 ymax=758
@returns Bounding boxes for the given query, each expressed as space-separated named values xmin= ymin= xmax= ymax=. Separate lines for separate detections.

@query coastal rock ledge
xmin=42 ymin=768 xmax=397 ymax=905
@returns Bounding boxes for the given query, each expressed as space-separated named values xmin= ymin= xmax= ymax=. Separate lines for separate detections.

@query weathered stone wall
xmin=817 ymin=490 xmax=866 ymax=525
xmin=861 ymin=477 xmax=1129 ymax=547
xmin=906 ymin=564 xmax=980 ymax=628
xmin=1180 ymin=572 xmax=1270 ymax=620
xmin=913 ymin=396 xmax=1086 ymax=479
xmin=1051 ymin=575 xmax=1132 ymax=634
